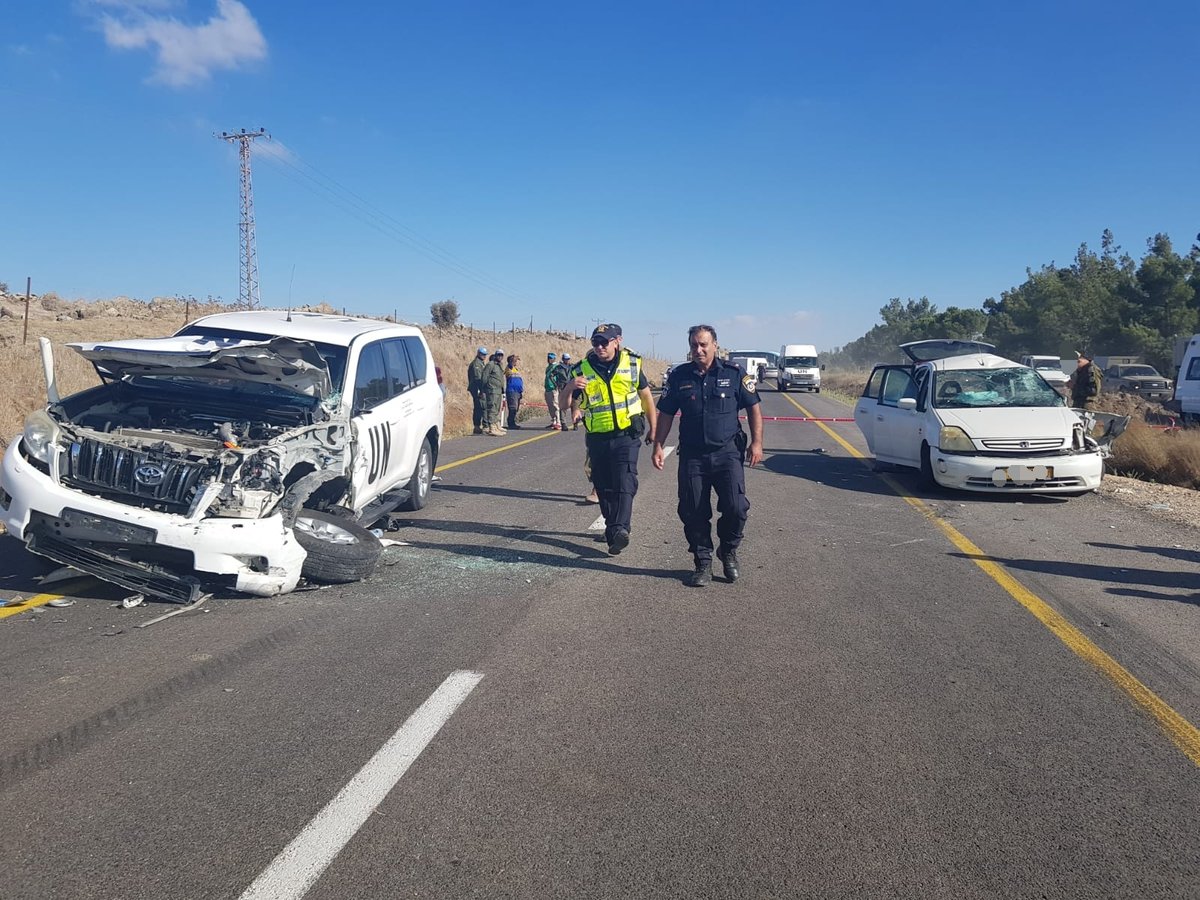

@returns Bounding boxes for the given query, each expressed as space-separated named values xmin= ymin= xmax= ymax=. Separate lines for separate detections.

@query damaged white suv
xmin=0 ymin=310 xmax=444 ymax=602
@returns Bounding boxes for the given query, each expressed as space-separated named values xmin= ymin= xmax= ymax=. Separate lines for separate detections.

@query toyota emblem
xmin=134 ymin=464 xmax=166 ymax=486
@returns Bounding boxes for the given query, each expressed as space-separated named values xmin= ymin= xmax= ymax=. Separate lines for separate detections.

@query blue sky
xmin=3 ymin=1 xmax=1198 ymax=359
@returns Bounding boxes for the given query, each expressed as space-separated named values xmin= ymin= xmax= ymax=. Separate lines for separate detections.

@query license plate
xmin=995 ymin=465 xmax=1053 ymax=484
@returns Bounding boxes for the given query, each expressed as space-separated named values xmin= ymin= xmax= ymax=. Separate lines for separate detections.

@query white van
xmin=778 ymin=344 xmax=822 ymax=392
xmin=1173 ymin=334 xmax=1200 ymax=423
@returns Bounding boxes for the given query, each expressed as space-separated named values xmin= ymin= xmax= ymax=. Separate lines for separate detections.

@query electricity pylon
xmin=217 ymin=128 xmax=269 ymax=308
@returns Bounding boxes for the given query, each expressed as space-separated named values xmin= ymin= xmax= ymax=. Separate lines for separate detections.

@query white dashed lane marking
xmin=240 ymin=670 xmax=484 ymax=900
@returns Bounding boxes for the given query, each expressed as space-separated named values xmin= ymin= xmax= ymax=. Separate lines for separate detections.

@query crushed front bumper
xmin=1 ymin=441 xmax=306 ymax=599
xmin=932 ymin=449 xmax=1104 ymax=493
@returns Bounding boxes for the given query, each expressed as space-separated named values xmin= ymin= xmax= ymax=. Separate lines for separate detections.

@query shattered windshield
xmin=933 ymin=367 xmax=1065 ymax=409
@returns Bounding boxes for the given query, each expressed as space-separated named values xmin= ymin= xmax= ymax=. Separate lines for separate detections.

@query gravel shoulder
xmin=1098 ymin=473 xmax=1200 ymax=530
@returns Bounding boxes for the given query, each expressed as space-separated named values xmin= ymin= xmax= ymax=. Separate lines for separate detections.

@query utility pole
xmin=217 ymin=128 xmax=269 ymax=308
xmin=648 ymin=332 xmax=659 ymax=358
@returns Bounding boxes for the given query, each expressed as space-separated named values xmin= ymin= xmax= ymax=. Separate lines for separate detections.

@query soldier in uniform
xmin=568 ymin=324 xmax=657 ymax=555
xmin=481 ymin=350 xmax=508 ymax=436
xmin=652 ymin=324 xmax=763 ymax=587
xmin=467 ymin=346 xmax=489 ymax=434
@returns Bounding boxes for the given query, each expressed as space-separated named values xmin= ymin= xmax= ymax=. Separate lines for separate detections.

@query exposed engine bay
xmin=48 ymin=379 xmax=347 ymax=518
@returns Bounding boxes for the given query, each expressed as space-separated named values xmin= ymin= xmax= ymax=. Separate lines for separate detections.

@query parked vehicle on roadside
xmin=853 ymin=340 xmax=1126 ymax=495
xmin=1018 ymin=355 xmax=1069 ymax=389
xmin=0 ymin=310 xmax=444 ymax=602
xmin=728 ymin=350 xmax=779 ymax=381
xmin=729 ymin=354 xmax=770 ymax=387
xmin=1101 ymin=363 xmax=1172 ymax=400
xmin=777 ymin=344 xmax=823 ymax=392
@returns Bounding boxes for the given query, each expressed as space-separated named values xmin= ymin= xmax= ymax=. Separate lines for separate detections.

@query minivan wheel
xmin=293 ymin=510 xmax=382 ymax=584
xmin=400 ymin=438 xmax=433 ymax=511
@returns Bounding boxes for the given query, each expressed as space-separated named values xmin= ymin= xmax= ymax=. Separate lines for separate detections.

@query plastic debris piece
xmin=121 ymin=593 xmax=145 ymax=609
xmin=136 ymin=594 xmax=210 ymax=628
xmin=378 ymin=538 xmax=410 ymax=547
xmin=369 ymin=528 xmax=385 ymax=538
xmin=39 ymin=566 xmax=86 ymax=586
xmin=46 ymin=598 xmax=76 ymax=608
xmin=2 ymin=597 xmax=25 ymax=608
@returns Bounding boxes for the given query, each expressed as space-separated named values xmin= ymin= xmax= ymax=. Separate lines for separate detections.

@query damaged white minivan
xmin=854 ymin=340 xmax=1126 ymax=494
xmin=0 ymin=310 xmax=444 ymax=602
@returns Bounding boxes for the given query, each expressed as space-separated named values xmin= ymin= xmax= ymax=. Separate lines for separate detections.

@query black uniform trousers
xmin=586 ymin=430 xmax=640 ymax=542
xmin=677 ymin=441 xmax=749 ymax=563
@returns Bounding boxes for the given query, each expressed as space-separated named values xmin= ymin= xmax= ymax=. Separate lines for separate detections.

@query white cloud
xmin=95 ymin=0 xmax=267 ymax=87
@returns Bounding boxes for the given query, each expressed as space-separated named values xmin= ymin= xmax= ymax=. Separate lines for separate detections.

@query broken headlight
xmin=22 ymin=410 xmax=62 ymax=464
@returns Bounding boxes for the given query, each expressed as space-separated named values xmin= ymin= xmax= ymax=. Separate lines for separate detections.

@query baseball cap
xmin=477 ymin=346 xmax=488 ymax=355
xmin=493 ymin=348 xmax=505 ymax=357
xmin=547 ymin=352 xmax=556 ymax=360
xmin=562 ymin=353 xmax=572 ymax=361
xmin=591 ymin=323 xmax=622 ymax=341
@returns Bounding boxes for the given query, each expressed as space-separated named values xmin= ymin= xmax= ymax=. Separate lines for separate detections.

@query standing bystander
xmin=481 ymin=350 xmax=507 ymax=436
xmin=467 ymin=347 xmax=489 ymax=434
xmin=543 ymin=352 xmax=563 ymax=429
xmin=1069 ymin=351 xmax=1102 ymax=409
xmin=505 ymin=355 xmax=525 ymax=429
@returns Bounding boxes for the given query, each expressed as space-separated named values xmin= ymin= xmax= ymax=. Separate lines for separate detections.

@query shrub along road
xmin=2 ymin=389 xmax=1200 ymax=898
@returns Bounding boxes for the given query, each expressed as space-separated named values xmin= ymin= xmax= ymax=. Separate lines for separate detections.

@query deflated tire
xmin=292 ymin=509 xmax=383 ymax=584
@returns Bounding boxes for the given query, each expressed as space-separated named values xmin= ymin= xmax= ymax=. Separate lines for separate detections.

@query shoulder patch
xmin=742 ymin=373 xmax=757 ymax=394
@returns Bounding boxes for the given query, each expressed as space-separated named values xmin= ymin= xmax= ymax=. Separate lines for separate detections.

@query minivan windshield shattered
xmin=933 ymin=367 xmax=1065 ymax=409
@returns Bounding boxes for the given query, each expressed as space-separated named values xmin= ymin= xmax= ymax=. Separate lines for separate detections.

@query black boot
xmin=687 ymin=560 xmax=712 ymax=587
xmin=717 ymin=547 xmax=740 ymax=583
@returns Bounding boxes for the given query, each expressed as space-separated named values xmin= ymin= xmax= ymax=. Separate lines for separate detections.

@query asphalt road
xmin=3 ymin=387 xmax=1200 ymax=899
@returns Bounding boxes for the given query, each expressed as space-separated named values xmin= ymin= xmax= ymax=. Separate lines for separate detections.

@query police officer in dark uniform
xmin=568 ymin=324 xmax=657 ymax=556
xmin=652 ymin=324 xmax=763 ymax=586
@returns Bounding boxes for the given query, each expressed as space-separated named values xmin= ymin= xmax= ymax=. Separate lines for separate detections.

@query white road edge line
xmin=588 ymin=445 xmax=674 ymax=530
xmin=239 ymin=670 xmax=485 ymax=900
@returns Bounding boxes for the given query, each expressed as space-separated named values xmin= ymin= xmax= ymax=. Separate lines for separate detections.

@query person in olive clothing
xmin=467 ymin=346 xmax=489 ymax=434
xmin=481 ymin=350 xmax=508 ymax=436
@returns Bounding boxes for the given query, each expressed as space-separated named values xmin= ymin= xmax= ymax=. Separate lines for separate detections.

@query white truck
xmin=777 ymin=344 xmax=822 ymax=393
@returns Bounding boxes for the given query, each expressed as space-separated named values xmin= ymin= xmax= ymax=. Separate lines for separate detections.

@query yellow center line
xmin=0 ymin=577 xmax=96 ymax=620
xmin=781 ymin=392 xmax=1200 ymax=768
xmin=436 ymin=430 xmax=560 ymax=473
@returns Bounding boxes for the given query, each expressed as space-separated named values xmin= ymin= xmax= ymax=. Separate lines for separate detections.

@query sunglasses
xmin=591 ymin=337 xmax=612 ymax=347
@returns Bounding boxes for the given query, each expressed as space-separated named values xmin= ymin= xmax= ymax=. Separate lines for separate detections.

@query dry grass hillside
xmin=0 ymin=292 xmax=670 ymax=446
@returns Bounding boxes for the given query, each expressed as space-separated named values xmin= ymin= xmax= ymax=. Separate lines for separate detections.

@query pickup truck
xmin=1101 ymin=363 xmax=1172 ymax=400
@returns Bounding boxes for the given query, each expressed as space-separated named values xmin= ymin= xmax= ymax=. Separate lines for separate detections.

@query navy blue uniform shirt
xmin=658 ymin=358 xmax=760 ymax=454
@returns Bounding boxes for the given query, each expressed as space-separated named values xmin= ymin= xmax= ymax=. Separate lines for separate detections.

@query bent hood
xmin=69 ymin=335 xmax=332 ymax=399
xmin=938 ymin=406 xmax=1079 ymax=441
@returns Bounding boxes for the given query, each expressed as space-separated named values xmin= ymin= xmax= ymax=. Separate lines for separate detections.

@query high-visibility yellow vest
xmin=579 ymin=350 xmax=643 ymax=433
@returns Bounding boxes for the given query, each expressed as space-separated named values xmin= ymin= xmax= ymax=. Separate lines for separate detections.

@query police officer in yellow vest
xmin=568 ymin=323 xmax=657 ymax=555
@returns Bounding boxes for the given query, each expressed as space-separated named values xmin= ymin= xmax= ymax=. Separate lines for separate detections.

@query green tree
xmin=430 ymin=299 xmax=459 ymax=327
